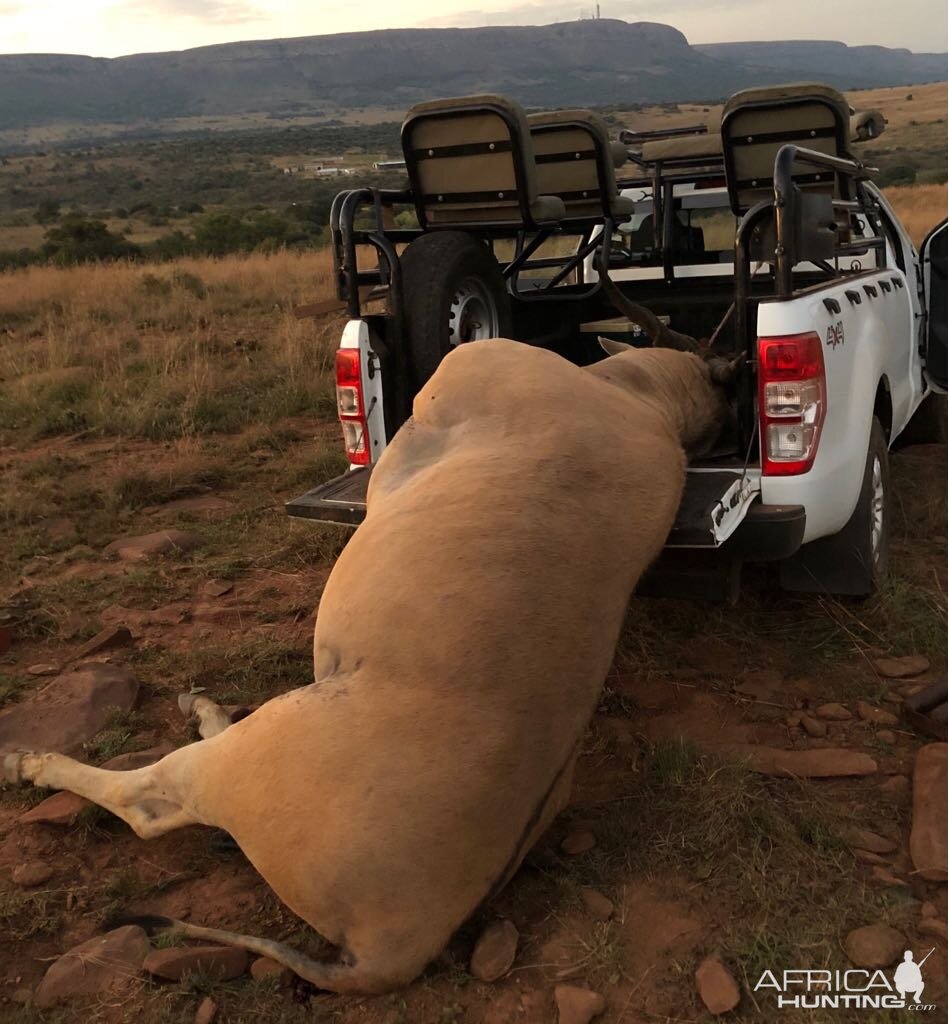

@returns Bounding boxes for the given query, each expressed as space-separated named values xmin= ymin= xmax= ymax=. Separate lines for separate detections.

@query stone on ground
xmin=12 ymin=860 xmax=54 ymax=887
xmin=843 ymin=924 xmax=905 ymax=968
xmin=879 ymin=775 xmax=911 ymax=802
xmin=250 ymin=956 xmax=293 ymax=984
xmin=33 ymin=925 xmax=151 ymax=1007
xmin=143 ymin=945 xmax=248 ymax=981
xmin=842 ymin=827 xmax=898 ymax=854
xmin=555 ymin=985 xmax=606 ymax=1024
xmin=918 ymin=917 xmax=948 ymax=941
xmin=0 ymin=663 xmax=138 ymax=756
xmin=874 ymin=655 xmax=930 ymax=679
xmin=695 ymin=955 xmax=740 ymax=1014
xmin=870 ymin=867 xmax=908 ymax=888
xmin=561 ymin=829 xmax=597 ymax=855
xmin=27 ymin=663 xmax=60 ymax=676
xmin=815 ymin=703 xmax=852 ymax=721
xmin=580 ymin=887 xmax=614 ymax=920
xmin=194 ymin=996 xmax=217 ymax=1024
xmin=104 ymin=530 xmax=203 ymax=562
xmin=740 ymin=746 xmax=877 ymax=778
xmin=470 ymin=919 xmax=519 ymax=982
xmin=203 ymin=579 xmax=234 ymax=598
xmin=20 ymin=790 xmax=89 ymax=826
xmin=71 ymin=624 xmax=133 ymax=661
xmin=799 ymin=714 xmax=827 ymax=738
xmin=856 ymin=701 xmax=899 ymax=727
xmin=910 ymin=743 xmax=947 ymax=881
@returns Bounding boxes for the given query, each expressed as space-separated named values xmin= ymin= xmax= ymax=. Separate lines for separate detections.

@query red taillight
xmin=757 ymin=332 xmax=826 ymax=476
xmin=335 ymin=348 xmax=369 ymax=466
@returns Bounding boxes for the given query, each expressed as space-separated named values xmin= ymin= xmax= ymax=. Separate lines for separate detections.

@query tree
xmin=42 ymin=216 xmax=140 ymax=266
xmin=34 ymin=199 xmax=61 ymax=225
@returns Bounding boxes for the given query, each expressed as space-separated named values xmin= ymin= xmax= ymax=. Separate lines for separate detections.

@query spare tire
xmin=400 ymin=231 xmax=512 ymax=392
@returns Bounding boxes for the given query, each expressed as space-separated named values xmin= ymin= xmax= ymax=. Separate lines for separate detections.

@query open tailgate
xmin=286 ymin=464 xmax=760 ymax=548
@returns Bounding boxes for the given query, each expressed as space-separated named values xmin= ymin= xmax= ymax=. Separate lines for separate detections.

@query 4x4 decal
xmin=827 ymin=320 xmax=845 ymax=349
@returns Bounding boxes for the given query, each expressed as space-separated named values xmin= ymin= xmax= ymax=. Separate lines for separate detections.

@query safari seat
xmin=850 ymin=109 xmax=886 ymax=142
xmin=527 ymin=109 xmax=634 ymax=226
xmin=721 ymin=82 xmax=854 ymax=216
xmin=401 ymin=94 xmax=566 ymax=231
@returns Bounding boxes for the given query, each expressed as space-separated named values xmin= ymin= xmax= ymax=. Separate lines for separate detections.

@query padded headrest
xmin=850 ymin=110 xmax=886 ymax=142
xmin=641 ymin=133 xmax=724 ymax=163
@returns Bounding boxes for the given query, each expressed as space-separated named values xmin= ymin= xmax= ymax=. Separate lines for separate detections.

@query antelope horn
xmin=598 ymin=264 xmax=702 ymax=353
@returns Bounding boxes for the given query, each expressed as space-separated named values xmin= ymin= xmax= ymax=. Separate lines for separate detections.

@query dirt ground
xmin=0 ymin=404 xmax=946 ymax=1022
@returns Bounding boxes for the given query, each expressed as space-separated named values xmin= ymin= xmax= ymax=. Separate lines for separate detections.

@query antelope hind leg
xmin=3 ymin=751 xmax=200 ymax=840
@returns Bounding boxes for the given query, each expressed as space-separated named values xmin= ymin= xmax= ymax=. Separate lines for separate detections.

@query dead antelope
xmin=5 ymin=336 xmax=736 ymax=994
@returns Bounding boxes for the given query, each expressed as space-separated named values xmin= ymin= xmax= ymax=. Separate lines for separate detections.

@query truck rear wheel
xmin=400 ymin=231 xmax=511 ymax=392
xmin=780 ymin=418 xmax=890 ymax=597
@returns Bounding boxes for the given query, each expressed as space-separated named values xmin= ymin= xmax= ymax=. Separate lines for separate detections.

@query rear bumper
xmin=722 ymin=501 xmax=806 ymax=560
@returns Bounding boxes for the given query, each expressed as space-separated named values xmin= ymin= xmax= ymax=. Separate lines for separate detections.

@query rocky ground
xmin=0 ymin=426 xmax=946 ymax=1024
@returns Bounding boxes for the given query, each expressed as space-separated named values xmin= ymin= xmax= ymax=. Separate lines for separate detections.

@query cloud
xmin=128 ymin=0 xmax=263 ymax=23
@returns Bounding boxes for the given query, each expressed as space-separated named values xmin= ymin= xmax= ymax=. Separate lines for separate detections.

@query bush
xmin=42 ymin=215 xmax=140 ymax=266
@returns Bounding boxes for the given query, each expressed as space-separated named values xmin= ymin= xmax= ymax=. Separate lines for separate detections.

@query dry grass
xmin=0 ymin=248 xmax=343 ymax=442
xmin=883 ymin=183 xmax=948 ymax=246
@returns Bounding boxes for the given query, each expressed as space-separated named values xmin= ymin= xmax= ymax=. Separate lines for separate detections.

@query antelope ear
xmin=598 ymin=336 xmax=633 ymax=356
xmin=707 ymin=353 xmax=744 ymax=385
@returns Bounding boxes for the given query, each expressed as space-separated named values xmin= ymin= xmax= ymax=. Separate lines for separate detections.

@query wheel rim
xmin=447 ymin=277 xmax=499 ymax=347
xmin=870 ymin=454 xmax=885 ymax=563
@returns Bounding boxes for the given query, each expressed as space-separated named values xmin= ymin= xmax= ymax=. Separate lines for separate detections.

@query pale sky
xmin=0 ymin=0 xmax=946 ymax=58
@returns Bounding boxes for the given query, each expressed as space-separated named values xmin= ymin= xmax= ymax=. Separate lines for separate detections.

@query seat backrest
xmin=721 ymin=83 xmax=853 ymax=216
xmin=402 ymin=94 xmax=561 ymax=230
xmin=527 ymin=109 xmax=627 ymax=224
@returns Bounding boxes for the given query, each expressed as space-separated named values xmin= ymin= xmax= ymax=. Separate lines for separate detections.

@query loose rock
xmin=143 ymin=945 xmax=248 ymax=981
xmin=918 ymin=918 xmax=948 ymax=942
xmin=555 ymin=985 xmax=606 ymax=1024
xmin=153 ymin=495 xmax=233 ymax=515
xmin=561 ymin=830 xmax=596 ymax=855
xmin=870 ymin=867 xmax=908 ymax=888
xmin=20 ymin=790 xmax=91 ymax=827
xmin=695 ymin=955 xmax=741 ymax=1015
xmin=877 ymin=730 xmax=897 ymax=745
xmin=854 ymin=849 xmax=888 ymax=865
xmin=910 ymin=743 xmax=947 ymax=881
xmin=874 ymin=655 xmax=930 ymax=679
xmin=843 ymin=828 xmax=898 ymax=854
xmin=71 ymin=625 xmax=134 ymax=662
xmin=800 ymin=714 xmax=827 ymax=738
xmin=0 ymin=662 xmax=138 ymax=756
xmin=580 ymin=887 xmax=614 ymax=921
xmin=250 ymin=956 xmax=293 ymax=984
xmin=194 ymin=996 xmax=217 ymax=1024
xmin=34 ymin=925 xmax=151 ymax=1008
xmin=741 ymin=746 xmax=877 ymax=778
xmin=12 ymin=860 xmax=54 ymax=887
xmin=203 ymin=580 xmax=234 ymax=598
xmin=843 ymin=924 xmax=905 ymax=968
xmin=470 ymin=919 xmax=519 ymax=982
xmin=879 ymin=775 xmax=911 ymax=802
xmin=104 ymin=530 xmax=203 ymax=563
xmin=27 ymin=663 xmax=59 ymax=676
xmin=857 ymin=701 xmax=899 ymax=727
xmin=815 ymin=703 xmax=852 ymax=721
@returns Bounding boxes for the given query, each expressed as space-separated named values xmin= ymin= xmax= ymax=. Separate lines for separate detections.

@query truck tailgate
xmin=287 ymin=464 xmax=760 ymax=548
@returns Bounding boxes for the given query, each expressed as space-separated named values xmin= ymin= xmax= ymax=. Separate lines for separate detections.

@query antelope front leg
xmin=3 ymin=751 xmax=199 ymax=839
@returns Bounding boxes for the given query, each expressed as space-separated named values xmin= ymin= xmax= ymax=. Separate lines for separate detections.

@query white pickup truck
xmin=288 ymin=83 xmax=947 ymax=599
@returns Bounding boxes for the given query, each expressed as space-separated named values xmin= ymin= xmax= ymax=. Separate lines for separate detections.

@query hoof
xmin=177 ymin=693 xmax=200 ymax=718
xmin=2 ymin=751 xmax=30 ymax=784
